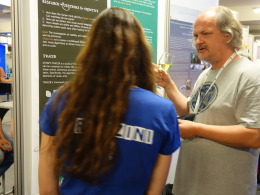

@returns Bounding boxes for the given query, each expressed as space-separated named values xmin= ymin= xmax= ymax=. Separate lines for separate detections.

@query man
xmin=156 ymin=6 xmax=260 ymax=195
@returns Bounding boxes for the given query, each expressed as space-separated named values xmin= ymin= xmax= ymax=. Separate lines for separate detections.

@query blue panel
xmin=0 ymin=44 xmax=6 ymax=74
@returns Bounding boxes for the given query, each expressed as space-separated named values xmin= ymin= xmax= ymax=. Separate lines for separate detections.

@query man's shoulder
xmin=233 ymin=57 xmax=260 ymax=72
xmin=229 ymin=57 xmax=260 ymax=91
xmin=197 ymin=68 xmax=210 ymax=81
xmin=229 ymin=57 xmax=260 ymax=80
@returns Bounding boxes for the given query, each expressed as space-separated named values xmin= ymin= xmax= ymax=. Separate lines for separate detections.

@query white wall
xmin=253 ymin=40 xmax=260 ymax=66
xmin=29 ymin=0 xmax=40 ymax=193
xmin=248 ymin=35 xmax=254 ymax=59
xmin=20 ymin=0 xmax=39 ymax=194
xmin=240 ymin=25 xmax=249 ymax=55
xmin=170 ymin=0 xmax=219 ymax=11
xmin=228 ymin=5 xmax=260 ymax=22
xmin=157 ymin=1 xmax=166 ymax=62
xmin=0 ymin=22 xmax=11 ymax=33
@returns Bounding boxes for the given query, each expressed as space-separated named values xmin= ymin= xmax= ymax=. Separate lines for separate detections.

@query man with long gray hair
xmin=155 ymin=6 xmax=260 ymax=195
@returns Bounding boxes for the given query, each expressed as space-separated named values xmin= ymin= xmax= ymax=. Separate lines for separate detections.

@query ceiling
xmin=0 ymin=4 xmax=10 ymax=23
xmin=219 ymin=0 xmax=260 ymax=35
xmin=219 ymin=0 xmax=260 ymax=7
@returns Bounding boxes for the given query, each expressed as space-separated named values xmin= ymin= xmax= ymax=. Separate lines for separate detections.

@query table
xmin=0 ymin=101 xmax=13 ymax=109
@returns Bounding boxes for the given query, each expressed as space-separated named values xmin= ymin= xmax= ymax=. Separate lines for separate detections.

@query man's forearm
xmin=164 ymin=80 xmax=189 ymax=116
xmin=195 ymin=123 xmax=260 ymax=149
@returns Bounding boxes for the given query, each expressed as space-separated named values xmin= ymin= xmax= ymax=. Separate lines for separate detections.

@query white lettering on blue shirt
xmin=116 ymin=123 xmax=154 ymax=145
xmin=74 ymin=120 xmax=154 ymax=145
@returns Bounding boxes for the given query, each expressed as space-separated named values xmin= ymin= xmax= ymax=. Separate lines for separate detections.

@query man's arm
xmin=179 ymin=119 xmax=260 ymax=149
xmin=154 ymin=64 xmax=189 ymax=115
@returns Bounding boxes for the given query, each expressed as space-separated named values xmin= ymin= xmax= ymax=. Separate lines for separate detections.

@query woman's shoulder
xmin=46 ymin=86 xmax=69 ymax=106
xmin=130 ymin=87 xmax=174 ymax=106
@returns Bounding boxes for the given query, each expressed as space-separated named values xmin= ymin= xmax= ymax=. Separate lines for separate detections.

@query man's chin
xmin=198 ymin=55 xmax=207 ymax=62
xmin=197 ymin=54 xmax=210 ymax=63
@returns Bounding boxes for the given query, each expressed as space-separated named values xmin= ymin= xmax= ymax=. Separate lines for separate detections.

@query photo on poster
xmin=190 ymin=64 xmax=211 ymax=71
xmin=179 ymin=78 xmax=193 ymax=95
xmin=186 ymin=79 xmax=191 ymax=90
xmin=190 ymin=52 xmax=201 ymax=64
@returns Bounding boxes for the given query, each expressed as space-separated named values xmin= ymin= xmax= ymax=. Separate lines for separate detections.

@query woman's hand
xmin=0 ymin=139 xmax=12 ymax=152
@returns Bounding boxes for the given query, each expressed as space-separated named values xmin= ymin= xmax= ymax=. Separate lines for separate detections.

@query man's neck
xmin=211 ymin=50 xmax=238 ymax=70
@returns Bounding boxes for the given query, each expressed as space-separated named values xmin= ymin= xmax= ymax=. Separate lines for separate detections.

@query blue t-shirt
xmin=39 ymin=87 xmax=181 ymax=195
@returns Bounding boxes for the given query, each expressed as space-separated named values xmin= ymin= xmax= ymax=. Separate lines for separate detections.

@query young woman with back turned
xmin=38 ymin=7 xmax=181 ymax=195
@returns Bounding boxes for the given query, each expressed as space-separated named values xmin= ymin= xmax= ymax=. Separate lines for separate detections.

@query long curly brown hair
xmin=51 ymin=7 xmax=155 ymax=184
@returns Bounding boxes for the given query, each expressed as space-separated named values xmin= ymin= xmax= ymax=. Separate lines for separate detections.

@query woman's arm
xmin=38 ymin=132 xmax=60 ymax=195
xmin=144 ymin=154 xmax=172 ymax=195
xmin=0 ymin=77 xmax=12 ymax=83
xmin=10 ymin=117 xmax=13 ymax=139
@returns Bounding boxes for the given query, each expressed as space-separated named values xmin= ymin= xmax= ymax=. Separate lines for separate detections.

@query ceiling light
xmin=254 ymin=8 xmax=260 ymax=13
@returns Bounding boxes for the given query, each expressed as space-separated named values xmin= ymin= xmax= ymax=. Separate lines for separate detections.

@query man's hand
xmin=0 ymin=139 xmax=12 ymax=152
xmin=178 ymin=119 xmax=198 ymax=139
xmin=153 ymin=63 xmax=172 ymax=88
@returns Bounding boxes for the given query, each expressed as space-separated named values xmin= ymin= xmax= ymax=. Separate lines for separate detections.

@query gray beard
xmin=197 ymin=52 xmax=220 ymax=64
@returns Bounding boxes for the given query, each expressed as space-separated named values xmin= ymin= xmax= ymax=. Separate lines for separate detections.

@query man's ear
xmin=225 ymin=34 xmax=231 ymax=42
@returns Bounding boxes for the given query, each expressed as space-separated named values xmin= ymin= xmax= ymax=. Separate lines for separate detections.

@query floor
xmin=257 ymin=184 xmax=260 ymax=195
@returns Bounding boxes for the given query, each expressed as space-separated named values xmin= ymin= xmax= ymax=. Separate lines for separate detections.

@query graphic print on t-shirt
xmin=116 ymin=123 xmax=154 ymax=145
xmin=190 ymin=82 xmax=218 ymax=113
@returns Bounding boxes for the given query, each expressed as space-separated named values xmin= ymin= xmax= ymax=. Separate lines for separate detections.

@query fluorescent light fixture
xmin=0 ymin=0 xmax=10 ymax=7
xmin=254 ymin=8 xmax=260 ymax=13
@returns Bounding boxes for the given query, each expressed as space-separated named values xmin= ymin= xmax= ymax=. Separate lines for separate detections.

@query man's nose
xmin=195 ymin=35 xmax=204 ymax=46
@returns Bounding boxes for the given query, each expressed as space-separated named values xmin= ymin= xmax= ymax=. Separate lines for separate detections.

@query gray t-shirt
xmin=173 ymin=57 xmax=260 ymax=195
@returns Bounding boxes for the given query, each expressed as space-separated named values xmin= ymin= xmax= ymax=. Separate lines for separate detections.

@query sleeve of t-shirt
xmin=235 ymin=83 xmax=260 ymax=128
xmin=159 ymin=103 xmax=181 ymax=155
xmin=39 ymin=90 xmax=61 ymax=136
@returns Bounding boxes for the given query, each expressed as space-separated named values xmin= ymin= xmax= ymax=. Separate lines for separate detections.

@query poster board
xmin=111 ymin=0 xmax=158 ymax=62
xmin=168 ymin=4 xmax=209 ymax=98
xmin=38 ymin=0 xmax=107 ymax=113
xmin=38 ymin=0 xmax=158 ymax=114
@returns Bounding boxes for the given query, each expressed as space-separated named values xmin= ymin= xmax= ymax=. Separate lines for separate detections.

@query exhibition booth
xmin=2 ymin=0 xmax=260 ymax=194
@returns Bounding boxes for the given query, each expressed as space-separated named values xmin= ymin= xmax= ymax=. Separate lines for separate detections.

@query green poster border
xmin=110 ymin=0 xmax=158 ymax=63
